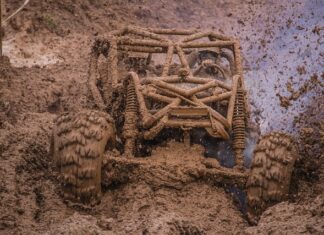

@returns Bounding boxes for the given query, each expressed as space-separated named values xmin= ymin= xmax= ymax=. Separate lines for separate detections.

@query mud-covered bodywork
xmin=89 ymin=27 xmax=248 ymax=165
xmin=51 ymin=27 xmax=298 ymax=225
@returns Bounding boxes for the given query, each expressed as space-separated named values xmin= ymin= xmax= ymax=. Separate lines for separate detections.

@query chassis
xmin=90 ymin=26 xmax=247 ymax=164
xmin=52 ymin=27 xmax=298 ymax=224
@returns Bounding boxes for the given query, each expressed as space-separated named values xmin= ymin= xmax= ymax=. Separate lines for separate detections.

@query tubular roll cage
xmin=89 ymin=26 xmax=248 ymax=165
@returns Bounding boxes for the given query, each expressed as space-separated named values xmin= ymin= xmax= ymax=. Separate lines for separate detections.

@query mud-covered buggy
xmin=51 ymin=27 xmax=298 ymax=223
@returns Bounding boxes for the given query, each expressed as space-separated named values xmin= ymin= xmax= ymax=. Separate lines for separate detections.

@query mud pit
xmin=0 ymin=0 xmax=323 ymax=234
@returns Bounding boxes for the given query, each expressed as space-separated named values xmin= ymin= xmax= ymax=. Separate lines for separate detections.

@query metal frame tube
xmin=180 ymin=41 xmax=235 ymax=48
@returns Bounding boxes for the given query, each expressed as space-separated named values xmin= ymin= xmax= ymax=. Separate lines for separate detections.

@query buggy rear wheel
xmin=52 ymin=110 xmax=115 ymax=204
xmin=246 ymin=132 xmax=298 ymax=224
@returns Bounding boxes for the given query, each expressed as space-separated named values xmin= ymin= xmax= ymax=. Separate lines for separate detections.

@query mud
xmin=0 ymin=0 xmax=323 ymax=234
xmin=100 ymin=142 xmax=247 ymax=234
xmin=278 ymin=72 xmax=323 ymax=108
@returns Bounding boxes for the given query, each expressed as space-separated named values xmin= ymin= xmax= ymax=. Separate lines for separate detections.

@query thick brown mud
xmin=0 ymin=0 xmax=323 ymax=234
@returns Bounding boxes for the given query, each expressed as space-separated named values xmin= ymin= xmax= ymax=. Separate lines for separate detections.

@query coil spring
xmin=125 ymin=81 xmax=138 ymax=114
xmin=123 ymin=80 xmax=139 ymax=156
xmin=233 ymin=88 xmax=246 ymax=151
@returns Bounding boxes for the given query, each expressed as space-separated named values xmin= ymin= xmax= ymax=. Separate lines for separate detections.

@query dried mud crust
xmin=246 ymin=132 xmax=298 ymax=224
xmin=52 ymin=109 xmax=115 ymax=203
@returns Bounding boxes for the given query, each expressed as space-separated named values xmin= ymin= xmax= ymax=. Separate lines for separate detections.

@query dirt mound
xmin=246 ymin=195 xmax=324 ymax=234
xmin=103 ymin=182 xmax=246 ymax=234
xmin=46 ymin=181 xmax=246 ymax=235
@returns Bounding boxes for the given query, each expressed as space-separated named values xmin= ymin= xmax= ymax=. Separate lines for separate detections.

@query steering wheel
xmin=193 ymin=59 xmax=226 ymax=80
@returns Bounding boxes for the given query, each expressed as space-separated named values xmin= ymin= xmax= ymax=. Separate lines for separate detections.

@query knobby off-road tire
xmin=52 ymin=110 xmax=115 ymax=204
xmin=246 ymin=132 xmax=298 ymax=224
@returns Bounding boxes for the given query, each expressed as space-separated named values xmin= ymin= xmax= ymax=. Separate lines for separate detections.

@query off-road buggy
xmin=51 ymin=27 xmax=298 ymax=223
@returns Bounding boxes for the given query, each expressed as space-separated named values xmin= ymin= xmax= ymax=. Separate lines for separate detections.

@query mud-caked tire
xmin=52 ymin=110 xmax=115 ymax=204
xmin=246 ymin=132 xmax=298 ymax=224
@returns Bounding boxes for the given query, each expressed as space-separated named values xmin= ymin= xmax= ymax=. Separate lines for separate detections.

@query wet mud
xmin=0 ymin=0 xmax=323 ymax=234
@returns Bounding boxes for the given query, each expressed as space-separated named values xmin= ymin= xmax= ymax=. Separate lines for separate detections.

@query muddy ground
xmin=0 ymin=0 xmax=323 ymax=234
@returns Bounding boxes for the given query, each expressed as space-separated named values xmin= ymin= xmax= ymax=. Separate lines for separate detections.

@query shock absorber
xmin=123 ymin=78 xmax=138 ymax=157
xmin=233 ymin=87 xmax=246 ymax=167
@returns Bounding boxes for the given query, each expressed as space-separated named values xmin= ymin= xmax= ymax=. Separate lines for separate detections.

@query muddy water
xmin=242 ymin=0 xmax=323 ymax=133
